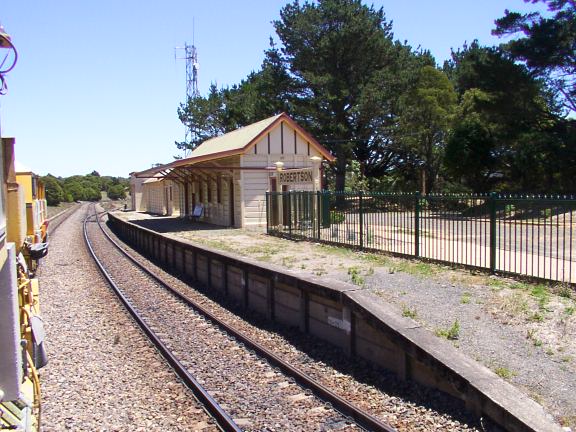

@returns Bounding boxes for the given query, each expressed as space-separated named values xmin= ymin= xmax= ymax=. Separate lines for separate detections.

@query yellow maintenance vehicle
xmin=1 ymin=25 xmax=48 ymax=432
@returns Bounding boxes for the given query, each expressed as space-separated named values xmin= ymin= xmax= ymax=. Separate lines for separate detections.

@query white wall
xmin=240 ymin=120 xmax=322 ymax=227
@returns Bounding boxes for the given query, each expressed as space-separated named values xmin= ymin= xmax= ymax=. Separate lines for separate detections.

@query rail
xmin=83 ymin=206 xmax=242 ymax=432
xmin=95 ymin=209 xmax=397 ymax=432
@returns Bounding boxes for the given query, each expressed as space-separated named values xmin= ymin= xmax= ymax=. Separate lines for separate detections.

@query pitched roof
xmin=187 ymin=114 xmax=283 ymax=160
xmin=133 ymin=113 xmax=335 ymax=178
xmin=171 ymin=112 xmax=335 ymax=168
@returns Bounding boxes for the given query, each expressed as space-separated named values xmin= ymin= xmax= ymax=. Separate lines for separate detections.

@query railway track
xmin=46 ymin=203 xmax=81 ymax=236
xmin=84 ymin=205 xmax=398 ymax=431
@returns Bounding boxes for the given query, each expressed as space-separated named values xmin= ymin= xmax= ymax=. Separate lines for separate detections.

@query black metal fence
xmin=266 ymin=191 xmax=576 ymax=285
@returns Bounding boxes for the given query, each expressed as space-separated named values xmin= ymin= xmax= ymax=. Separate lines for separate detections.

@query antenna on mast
xmin=175 ymin=25 xmax=200 ymax=157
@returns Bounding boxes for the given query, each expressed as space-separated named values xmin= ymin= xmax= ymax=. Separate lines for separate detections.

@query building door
xmin=282 ymin=184 xmax=290 ymax=228
xmin=229 ymin=179 xmax=235 ymax=227
xmin=269 ymin=177 xmax=279 ymax=226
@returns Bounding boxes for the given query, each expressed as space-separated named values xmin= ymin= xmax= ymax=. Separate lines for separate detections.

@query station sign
xmin=278 ymin=168 xmax=313 ymax=185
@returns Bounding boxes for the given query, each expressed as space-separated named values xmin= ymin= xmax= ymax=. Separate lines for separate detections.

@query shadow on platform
xmin=125 ymin=214 xmax=227 ymax=234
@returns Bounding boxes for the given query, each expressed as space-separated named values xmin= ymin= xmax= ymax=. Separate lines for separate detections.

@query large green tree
xmin=176 ymin=1 xmax=431 ymax=191
xmin=273 ymin=0 xmax=417 ymax=191
xmin=42 ymin=175 xmax=65 ymax=206
xmin=177 ymin=84 xmax=227 ymax=152
xmin=443 ymin=42 xmax=563 ymax=192
xmin=396 ymin=66 xmax=457 ymax=193
xmin=493 ymin=0 xmax=576 ymax=113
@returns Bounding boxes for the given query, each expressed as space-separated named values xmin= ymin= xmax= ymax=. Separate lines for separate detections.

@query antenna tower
xmin=175 ymin=37 xmax=199 ymax=156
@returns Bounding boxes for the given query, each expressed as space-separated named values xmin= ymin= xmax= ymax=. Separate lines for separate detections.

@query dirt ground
xmin=120 ymin=212 xmax=576 ymax=429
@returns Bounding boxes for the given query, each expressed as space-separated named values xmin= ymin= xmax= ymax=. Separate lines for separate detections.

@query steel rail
xmin=83 ymin=206 xmax=241 ymax=432
xmin=96 ymin=210 xmax=397 ymax=432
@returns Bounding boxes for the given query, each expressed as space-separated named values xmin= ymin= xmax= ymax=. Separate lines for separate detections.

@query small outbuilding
xmin=131 ymin=113 xmax=334 ymax=228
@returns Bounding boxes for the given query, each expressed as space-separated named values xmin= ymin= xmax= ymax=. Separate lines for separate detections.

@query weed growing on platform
xmin=435 ymin=319 xmax=460 ymax=340
xmin=401 ymin=304 xmax=418 ymax=319
xmin=558 ymin=284 xmax=573 ymax=299
xmin=347 ymin=266 xmax=364 ymax=285
xmin=495 ymin=367 xmax=516 ymax=379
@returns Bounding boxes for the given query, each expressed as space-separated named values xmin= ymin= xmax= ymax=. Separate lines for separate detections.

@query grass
xmin=526 ymin=328 xmax=543 ymax=347
xmin=530 ymin=284 xmax=551 ymax=311
xmin=392 ymin=261 xmax=438 ymax=277
xmin=281 ymin=256 xmax=297 ymax=268
xmin=198 ymin=239 xmax=237 ymax=253
xmin=401 ymin=304 xmax=418 ymax=319
xmin=435 ymin=319 xmax=460 ymax=340
xmin=565 ymin=306 xmax=575 ymax=317
xmin=500 ymin=292 xmax=529 ymax=316
xmin=494 ymin=367 xmax=516 ymax=379
xmin=245 ymin=244 xmax=281 ymax=255
xmin=347 ymin=266 xmax=365 ymax=286
xmin=313 ymin=268 xmax=327 ymax=276
xmin=487 ymin=278 xmax=507 ymax=290
xmin=460 ymin=292 xmax=471 ymax=304
xmin=558 ymin=284 xmax=573 ymax=299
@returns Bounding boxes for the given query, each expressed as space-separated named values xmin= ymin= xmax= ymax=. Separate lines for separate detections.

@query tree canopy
xmin=176 ymin=0 xmax=575 ymax=194
xmin=42 ymin=173 xmax=128 ymax=206
xmin=493 ymin=0 xmax=576 ymax=113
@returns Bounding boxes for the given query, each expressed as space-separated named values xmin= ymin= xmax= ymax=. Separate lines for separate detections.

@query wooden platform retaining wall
xmin=107 ymin=213 xmax=561 ymax=432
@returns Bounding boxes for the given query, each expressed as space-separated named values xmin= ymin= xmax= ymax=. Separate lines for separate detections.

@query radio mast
xmin=175 ymin=29 xmax=199 ymax=156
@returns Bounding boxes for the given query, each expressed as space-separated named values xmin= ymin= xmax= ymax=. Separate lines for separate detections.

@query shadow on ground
xmin=127 ymin=214 xmax=227 ymax=234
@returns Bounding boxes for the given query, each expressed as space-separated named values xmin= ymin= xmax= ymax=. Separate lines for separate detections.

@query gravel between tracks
xmin=102 ymin=213 xmax=487 ymax=432
xmin=38 ymin=204 xmax=218 ymax=432
xmin=88 ymin=210 xmax=363 ymax=432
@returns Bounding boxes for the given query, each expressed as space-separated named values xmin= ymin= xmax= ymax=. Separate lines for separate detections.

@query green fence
xmin=266 ymin=191 xmax=576 ymax=285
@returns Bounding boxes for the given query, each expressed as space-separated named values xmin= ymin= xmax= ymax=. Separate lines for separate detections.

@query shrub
xmin=107 ymin=184 xmax=126 ymax=200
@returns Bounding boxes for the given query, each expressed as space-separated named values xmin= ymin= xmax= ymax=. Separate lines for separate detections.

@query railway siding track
xmin=86 ymin=207 xmax=382 ymax=431
xmin=46 ymin=203 xmax=81 ymax=236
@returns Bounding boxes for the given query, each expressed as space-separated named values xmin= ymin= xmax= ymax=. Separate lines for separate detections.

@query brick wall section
xmin=107 ymin=212 xmax=561 ymax=432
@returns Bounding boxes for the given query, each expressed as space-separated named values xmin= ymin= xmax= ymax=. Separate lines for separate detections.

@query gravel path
xmin=38 ymin=204 xmax=218 ymax=432
xmin=116 ymin=211 xmax=575 ymax=429
xmin=104 ymin=212 xmax=487 ymax=431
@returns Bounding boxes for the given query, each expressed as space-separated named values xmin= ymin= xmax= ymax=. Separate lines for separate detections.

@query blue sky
xmin=1 ymin=1 xmax=549 ymax=177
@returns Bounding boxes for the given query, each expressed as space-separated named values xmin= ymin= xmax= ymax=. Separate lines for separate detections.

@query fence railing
xmin=266 ymin=191 xmax=576 ymax=285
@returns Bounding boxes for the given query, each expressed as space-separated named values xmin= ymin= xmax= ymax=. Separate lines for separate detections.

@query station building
xmin=130 ymin=113 xmax=334 ymax=228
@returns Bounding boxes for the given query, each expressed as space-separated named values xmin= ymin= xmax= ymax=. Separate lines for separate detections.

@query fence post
xmin=489 ymin=192 xmax=497 ymax=273
xmin=359 ymin=191 xmax=364 ymax=249
xmin=316 ymin=191 xmax=321 ymax=240
xmin=414 ymin=191 xmax=421 ymax=257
